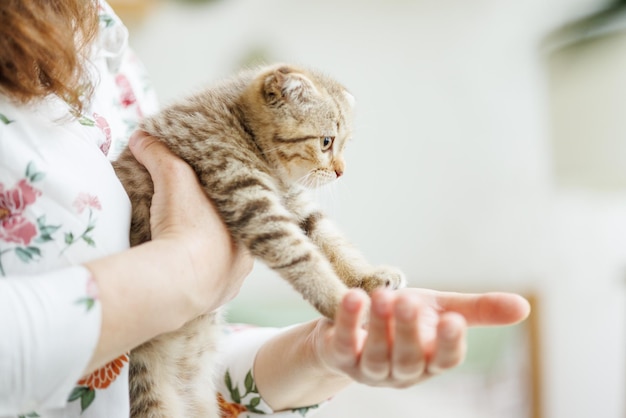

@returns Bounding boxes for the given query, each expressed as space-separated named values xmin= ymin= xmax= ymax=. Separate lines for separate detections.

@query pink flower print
xmin=115 ymin=73 xmax=143 ymax=118
xmin=0 ymin=179 xmax=42 ymax=245
xmin=93 ymin=113 xmax=112 ymax=156
xmin=63 ymin=192 xmax=101 ymax=253
xmin=75 ymin=275 xmax=100 ymax=312
xmin=86 ymin=275 xmax=99 ymax=300
xmin=73 ymin=193 xmax=102 ymax=214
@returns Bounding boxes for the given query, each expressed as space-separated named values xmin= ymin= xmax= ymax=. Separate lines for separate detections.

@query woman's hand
xmin=253 ymin=287 xmax=530 ymax=411
xmin=128 ymin=131 xmax=254 ymax=314
xmin=83 ymin=132 xmax=254 ymax=373
xmin=313 ymin=288 xmax=531 ymax=387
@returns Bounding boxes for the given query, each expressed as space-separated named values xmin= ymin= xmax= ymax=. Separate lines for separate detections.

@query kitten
xmin=112 ymin=63 xmax=405 ymax=418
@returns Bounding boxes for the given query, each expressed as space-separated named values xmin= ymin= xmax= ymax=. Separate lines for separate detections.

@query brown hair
xmin=0 ymin=0 xmax=99 ymax=113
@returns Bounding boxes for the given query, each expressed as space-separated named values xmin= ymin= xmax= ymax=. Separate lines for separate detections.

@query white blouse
xmin=0 ymin=3 xmax=322 ymax=417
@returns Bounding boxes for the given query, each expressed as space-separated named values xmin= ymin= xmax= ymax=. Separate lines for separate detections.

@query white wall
xmin=126 ymin=0 xmax=626 ymax=416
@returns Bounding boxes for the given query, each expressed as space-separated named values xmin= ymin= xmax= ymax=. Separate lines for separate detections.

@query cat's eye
xmin=321 ymin=136 xmax=334 ymax=151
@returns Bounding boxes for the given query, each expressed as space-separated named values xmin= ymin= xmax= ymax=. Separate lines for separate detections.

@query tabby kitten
xmin=113 ymin=63 xmax=405 ymax=418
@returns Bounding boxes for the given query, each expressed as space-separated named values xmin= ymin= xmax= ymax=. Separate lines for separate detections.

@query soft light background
xmin=116 ymin=0 xmax=626 ymax=417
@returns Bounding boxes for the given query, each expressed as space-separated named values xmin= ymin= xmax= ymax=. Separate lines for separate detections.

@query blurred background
xmin=112 ymin=0 xmax=626 ymax=416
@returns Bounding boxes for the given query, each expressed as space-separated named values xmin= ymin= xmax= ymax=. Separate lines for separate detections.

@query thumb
xmin=128 ymin=131 xmax=185 ymax=187
xmin=128 ymin=131 xmax=167 ymax=168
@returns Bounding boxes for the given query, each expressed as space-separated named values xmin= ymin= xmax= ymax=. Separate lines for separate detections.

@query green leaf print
xmin=81 ymin=388 xmax=96 ymax=411
xmin=25 ymin=162 xmax=45 ymax=183
xmin=225 ymin=370 xmax=234 ymax=392
xmin=82 ymin=235 xmax=95 ymax=247
xmin=14 ymin=248 xmax=32 ymax=263
xmin=231 ymin=387 xmax=241 ymax=404
xmin=14 ymin=247 xmax=41 ymax=263
xmin=246 ymin=396 xmax=266 ymax=414
xmin=244 ymin=371 xmax=255 ymax=393
xmin=0 ymin=162 xmax=47 ymax=276
xmin=61 ymin=205 xmax=99 ymax=254
xmin=68 ymin=386 xmax=96 ymax=412
xmin=292 ymin=404 xmax=320 ymax=416
xmin=0 ymin=113 xmax=14 ymax=125
xmin=35 ymin=216 xmax=61 ymax=243
xmin=68 ymin=386 xmax=87 ymax=402
xmin=17 ymin=412 xmax=40 ymax=418
xmin=77 ymin=115 xmax=96 ymax=127
xmin=223 ymin=368 xmax=270 ymax=414
xmin=75 ymin=296 xmax=96 ymax=312
xmin=99 ymin=14 xmax=115 ymax=28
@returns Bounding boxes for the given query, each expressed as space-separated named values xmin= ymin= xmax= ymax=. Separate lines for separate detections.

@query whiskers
xmin=297 ymin=170 xmax=341 ymax=217
xmin=296 ymin=170 xmax=335 ymax=189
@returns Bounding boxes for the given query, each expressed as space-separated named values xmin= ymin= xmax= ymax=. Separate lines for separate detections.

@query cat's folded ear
xmin=263 ymin=66 xmax=319 ymax=106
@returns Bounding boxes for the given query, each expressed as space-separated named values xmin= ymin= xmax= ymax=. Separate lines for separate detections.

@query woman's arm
xmin=252 ymin=288 xmax=531 ymax=411
xmin=84 ymin=132 xmax=254 ymax=373
xmin=0 ymin=133 xmax=252 ymax=414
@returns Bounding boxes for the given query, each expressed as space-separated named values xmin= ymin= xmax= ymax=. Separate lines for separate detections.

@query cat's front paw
xmin=359 ymin=265 xmax=406 ymax=293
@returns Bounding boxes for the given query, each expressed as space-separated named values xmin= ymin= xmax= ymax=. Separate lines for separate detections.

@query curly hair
xmin=0 ymin=0 xmax=99 ymax=113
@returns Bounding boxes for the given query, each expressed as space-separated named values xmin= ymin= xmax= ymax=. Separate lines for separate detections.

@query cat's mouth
xmin=295 ymin=169 xmax=337 ymax=189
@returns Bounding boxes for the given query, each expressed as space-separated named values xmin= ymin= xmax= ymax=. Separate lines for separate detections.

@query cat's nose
xmin=334 ymin=159 xmax=345 ymax=178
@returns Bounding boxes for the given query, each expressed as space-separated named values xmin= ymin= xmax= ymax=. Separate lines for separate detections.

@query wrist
xmin=253 ymin=320 xmax=352 ymax=412
xmin=155 ymin=236 xmax=206 ymax=318
xmin=306 ymin=319 xmax=353 ymax=380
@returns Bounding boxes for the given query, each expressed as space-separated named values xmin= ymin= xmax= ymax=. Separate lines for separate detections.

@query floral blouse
xmin=0 ymin=3 xmax=321 ymax=418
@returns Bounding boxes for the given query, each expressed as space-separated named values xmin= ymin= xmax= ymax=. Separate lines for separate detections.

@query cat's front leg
xmin=308 ymin=215 xmax=406 ymax=292
xmin=357 ymin=265 xmax=407 ymax=293
xmin=200 ymin=165 xmax=349 ymax=319
xmin=288 ymin=191 xmax=406 ymax=292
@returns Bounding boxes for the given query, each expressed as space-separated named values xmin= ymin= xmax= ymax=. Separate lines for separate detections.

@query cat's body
xmin=112 ymin=64 xmax=405 ymax=418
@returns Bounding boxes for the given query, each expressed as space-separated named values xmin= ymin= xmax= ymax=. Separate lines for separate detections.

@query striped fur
xmin=112 ymin=64 xmax=405 ymax=418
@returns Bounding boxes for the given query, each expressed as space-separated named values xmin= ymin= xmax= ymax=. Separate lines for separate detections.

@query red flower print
xmin=0 ymin=179 xmax=41 ymax=245
xmin=78 ymin=353 xmax=129 ymax=390
xmin=73 ymin=193 xmax=102 ymax=214
xmin=93 ymin=113 xmax=112 ymax=156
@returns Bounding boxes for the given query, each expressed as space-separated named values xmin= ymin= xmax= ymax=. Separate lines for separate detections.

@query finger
xmin=329 ymin=289 xmax=368 ymax=368
xmin=129 ymin=131 xmax=168 ymax=169
xmin=360 ymin=289 xmax=394 ymax=381
xmin=434 ymin=291 xmax=531 ymax=326
xmin=390 ymin=294 xmax=425 ymax=382
xmin=128 ymin=131 xmax=194 ymax=190
xmin=427 ymin=312 xmax=467 ymax=374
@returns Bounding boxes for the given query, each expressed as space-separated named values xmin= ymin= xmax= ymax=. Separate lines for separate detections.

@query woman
xmin=0 ymin=1 xmax=530 ymax=417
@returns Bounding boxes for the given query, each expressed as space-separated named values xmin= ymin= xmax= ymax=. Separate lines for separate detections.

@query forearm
xmin=84 ymin=239 xmax=199 ymax=374
xmin=86 ymin=133 xmax=253 ymax=376
xmin=253 ymin=320 xmax=352 ymax=412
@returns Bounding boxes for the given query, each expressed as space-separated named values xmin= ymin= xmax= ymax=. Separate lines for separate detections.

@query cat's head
xmin=242 ymin=64 xmax=354 ymax=189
